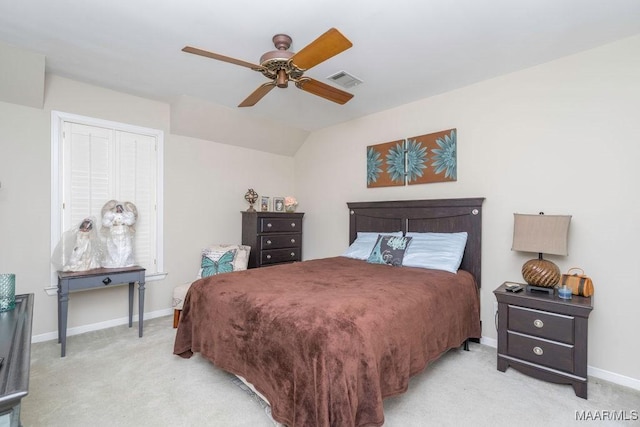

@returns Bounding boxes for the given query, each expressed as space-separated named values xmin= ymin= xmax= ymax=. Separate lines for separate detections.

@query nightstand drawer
xmin=507 ymin=332 xmax=574 ymax=373
xmin=260 ymin=234 xmax=301 ymax=249
xmin=260 ymin=218 xmax=302 ymax=233
xmin=508 ymin=305 xmax=574 ymax=344
xmin=261 ymin=248 xmax=301 ymax=265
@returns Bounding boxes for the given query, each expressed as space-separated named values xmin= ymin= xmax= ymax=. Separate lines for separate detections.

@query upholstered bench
xmin=172 ymin=244 xmax=250 ymax=328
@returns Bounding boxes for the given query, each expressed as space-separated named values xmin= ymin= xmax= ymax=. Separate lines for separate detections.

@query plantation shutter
xmin=61 ymin=121 xmax=158 ymax=274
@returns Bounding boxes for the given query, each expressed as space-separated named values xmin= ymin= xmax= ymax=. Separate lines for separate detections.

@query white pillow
xmin=402 ymin=232 xmax=468 ymax=273
xmin=341 ymin=231 xmax=403 ymax=260
xmin=197 ymin=244 xmax=251 ymax=278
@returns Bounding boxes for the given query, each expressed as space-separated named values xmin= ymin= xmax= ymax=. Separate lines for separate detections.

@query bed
xmin=174 ymin=197 xmax=484 ymax=427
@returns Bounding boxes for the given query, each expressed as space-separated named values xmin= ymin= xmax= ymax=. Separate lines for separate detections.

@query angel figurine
xmin=101 ymin=200 xmax=138 ymax=268
xmin=61 ymin=217 xmax=102 ymax=272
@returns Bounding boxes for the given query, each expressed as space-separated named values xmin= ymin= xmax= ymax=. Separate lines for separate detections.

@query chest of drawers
xmin=494 ymin=283 xmax=593 ymax=398
xmin=241 ymin=211 xmax=304 ymax=268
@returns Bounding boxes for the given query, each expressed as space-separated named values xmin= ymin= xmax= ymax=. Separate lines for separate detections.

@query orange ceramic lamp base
xmin=522 ymin=257 xmax=560 ymax=288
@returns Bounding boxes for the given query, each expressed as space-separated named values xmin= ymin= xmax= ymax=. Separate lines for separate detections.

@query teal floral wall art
xmin=407 ymin=128 xmax=457 ymax=185
xmin=366 ymin=139 xmax=406 ymax=188
xmin=366 ymin=129 xmax=457 ymax=188
xmin=405 ymin=138 xmax=428 ymax=182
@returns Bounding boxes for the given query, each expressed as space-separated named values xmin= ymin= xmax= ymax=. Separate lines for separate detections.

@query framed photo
xmin=273 ymin=197 xmax=285 ymax=212
xmin=260 ymin=196 xmax=270 ymax=212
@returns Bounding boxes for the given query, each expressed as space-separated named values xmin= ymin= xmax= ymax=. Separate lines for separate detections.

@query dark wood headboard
xmin=347 ymin=198 xmax=485 ymax=288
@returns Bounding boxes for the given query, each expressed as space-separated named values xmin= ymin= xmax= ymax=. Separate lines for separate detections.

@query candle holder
xmin=0 ymin=273 xmax=16 ymax=312
xmin=557 ymin=284 xmax=572 ymax=300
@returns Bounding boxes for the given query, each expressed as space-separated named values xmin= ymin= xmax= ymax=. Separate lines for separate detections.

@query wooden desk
xmin=57 ymin=266 xmax=146 ymax=357
xmin=0 ymin=294 xmax=34 ymax=427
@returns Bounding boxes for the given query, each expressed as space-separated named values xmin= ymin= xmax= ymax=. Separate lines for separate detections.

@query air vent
xmin=327 ymin=70 xmax=363 ymax=89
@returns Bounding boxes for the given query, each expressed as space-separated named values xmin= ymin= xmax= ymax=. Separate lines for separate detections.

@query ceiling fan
xmin=182 ymin=28 xmax=354 ymax=107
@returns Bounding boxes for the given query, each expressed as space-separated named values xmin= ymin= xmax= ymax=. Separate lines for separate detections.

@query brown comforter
xmin=174 ymin=256 xmax=480 ymax=427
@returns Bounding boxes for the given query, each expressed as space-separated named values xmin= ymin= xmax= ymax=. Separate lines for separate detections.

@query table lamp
xmin=511 ymin=212 xmax=571 ymax=291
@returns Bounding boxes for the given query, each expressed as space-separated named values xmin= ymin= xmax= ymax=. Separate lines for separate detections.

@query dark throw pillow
xmin=366 ymin=235 xmax=412 ymax=266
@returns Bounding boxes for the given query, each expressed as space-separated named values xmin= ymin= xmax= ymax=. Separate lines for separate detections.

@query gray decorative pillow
xmin=367 ymin=235 xmax=412 ymax=266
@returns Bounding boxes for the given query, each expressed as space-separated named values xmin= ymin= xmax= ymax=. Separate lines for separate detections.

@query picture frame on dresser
xmin=260 ymin=196 xmax=270 ymax=212
xmin=273 ymin=197 xmax=285 ymax=212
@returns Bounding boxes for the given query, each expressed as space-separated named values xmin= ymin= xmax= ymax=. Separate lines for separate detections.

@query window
xmin=51 ymin=111 xmax=164 ymax=283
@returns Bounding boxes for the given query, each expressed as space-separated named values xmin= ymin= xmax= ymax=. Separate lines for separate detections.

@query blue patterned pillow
xmin=367 ymin=235 xmax=412 ymax=266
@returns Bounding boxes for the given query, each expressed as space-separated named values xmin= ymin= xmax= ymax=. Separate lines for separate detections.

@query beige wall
xmin=0 ymin=75 xmax=294 ymax=340
xmin=294 ymin=35 xmax=640 ymax=386
xmin=0 ymin=34 xmax=637 ymax=388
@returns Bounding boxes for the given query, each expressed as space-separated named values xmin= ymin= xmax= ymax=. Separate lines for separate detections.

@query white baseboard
xmin=587 ymin=366 xmax=640 ymax=391
xmin=31 ymin=308 xmax=173 ymax=343
xmin=479 ymin=335 xmax=640 ymax=392
xmin=480 ymin=336 xmax=497 ymax=348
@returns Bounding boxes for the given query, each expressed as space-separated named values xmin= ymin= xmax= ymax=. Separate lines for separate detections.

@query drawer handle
xmin=266 ymin=255 xmax=272 ymax=260
xmin=533 ymin=346 xmax=544 ymax=356
xmin=290 ymin=238 xmax=296 ymax=244
xmin=291 ymin=222 xmax=296 ymax=227
xmin=267 ymin=223 xmax=272 ymax=228
xmin=102 ymin=277 xmax=112 ymax=285
xmin=266 ymin=240 xmax=272 ymax=245
xmin=533 ymin=319 xmax=544 ymax=328
xmin=290 ymin=252 xmax=296 ymax=257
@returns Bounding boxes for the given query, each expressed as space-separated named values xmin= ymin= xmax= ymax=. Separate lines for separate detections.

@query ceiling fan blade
xmin=297 ymin=78 xmax=353 ymax=105
xmin=182 ymin=46 xmax=261 ymax=70
xmin=291 ymin=28 xmax=352 ymax=70
xmin=238 ymin=82 xmax=276 ymax=107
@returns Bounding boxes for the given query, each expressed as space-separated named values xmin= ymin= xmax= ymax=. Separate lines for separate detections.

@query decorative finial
xmin=244 ymin=189 xmax=259 ymax=212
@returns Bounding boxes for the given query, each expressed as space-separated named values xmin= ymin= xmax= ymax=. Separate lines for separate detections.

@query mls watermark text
xmin=575 ymin=410 xmax=638 ymax=421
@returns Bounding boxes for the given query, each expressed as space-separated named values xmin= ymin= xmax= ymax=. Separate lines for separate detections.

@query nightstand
xmin=494 ymin=283 xmax=593 ymax=398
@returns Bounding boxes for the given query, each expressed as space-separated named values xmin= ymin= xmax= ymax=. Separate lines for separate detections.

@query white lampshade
xmin=512 ymin=213 xmax=571 ymax=256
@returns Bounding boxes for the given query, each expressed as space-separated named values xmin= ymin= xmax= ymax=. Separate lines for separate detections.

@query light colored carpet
xmin=22 ymin=315 xmax=639 ymax=426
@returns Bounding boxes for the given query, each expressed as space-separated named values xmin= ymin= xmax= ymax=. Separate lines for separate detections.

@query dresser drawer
xmin=508 ymin=305 xmax=574 ymax=344
xmin=260 ymin=234 xmax=301 ymax=249
xmin=507 ymin=331 xmax=575 ymax=373
xmin=259 ymin=217 xmax=302 ymax=233
xmin=261 ymin=248 xmax=301 ymax=265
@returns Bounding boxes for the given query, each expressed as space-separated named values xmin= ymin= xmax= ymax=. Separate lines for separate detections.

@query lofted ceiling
xmin=1 ymin=0 xmax=639 ymax=133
